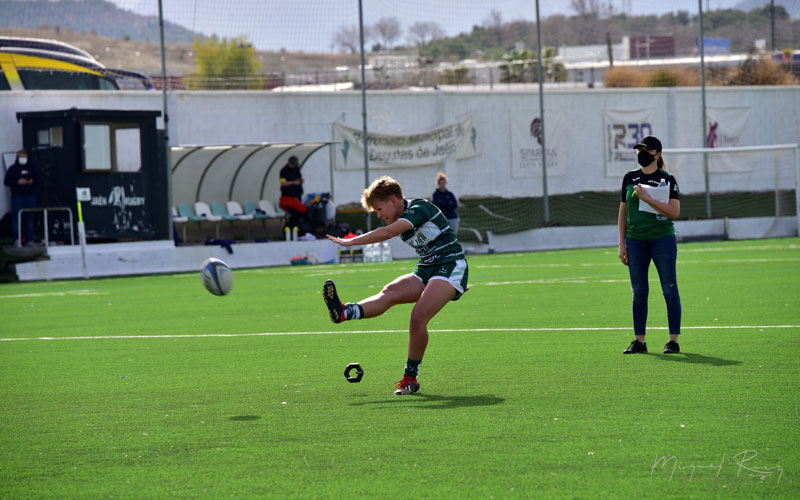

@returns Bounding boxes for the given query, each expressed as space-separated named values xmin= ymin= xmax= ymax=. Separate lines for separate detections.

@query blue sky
xmin=109 ymin=0 xmax=788 ymax=52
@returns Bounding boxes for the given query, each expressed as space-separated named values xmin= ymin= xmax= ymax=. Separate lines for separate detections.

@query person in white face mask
xmin=4 ymin=148 xmax=40 ymax=246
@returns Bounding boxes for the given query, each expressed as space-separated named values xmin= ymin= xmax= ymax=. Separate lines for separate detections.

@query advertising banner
xmin=706 ymin=106 xmax=752 ymax=172
xmin=509 ymin=109 xmax=565 ymax=179
xmin=333 ymin=114 xmax=479 ymax=170
xmin=603 ymin=108 xmax=661 ymax=177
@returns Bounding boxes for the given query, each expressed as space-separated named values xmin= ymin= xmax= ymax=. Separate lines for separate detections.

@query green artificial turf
xmin=1 ymin=238 xmax=798 ymax=498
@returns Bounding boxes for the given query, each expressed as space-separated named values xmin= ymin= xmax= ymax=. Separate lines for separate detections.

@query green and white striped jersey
xmin=398 ymin=198 xmax=464 ymax=266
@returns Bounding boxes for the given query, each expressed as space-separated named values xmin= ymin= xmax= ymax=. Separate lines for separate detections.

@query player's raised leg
xmin=360 ymin=274 xmax=424 ymax=318
xmin=323 ymin=274 xmax=423 ymax=323
xmin=394 ymin=279 xmax=457 ymax=395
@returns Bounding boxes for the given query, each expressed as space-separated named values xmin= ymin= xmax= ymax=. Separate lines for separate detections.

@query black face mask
xmin=637 ymin=150 xmax=656 ymax=167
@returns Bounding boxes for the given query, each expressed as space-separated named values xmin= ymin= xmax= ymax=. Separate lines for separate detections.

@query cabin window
xmin=82 ymin=122 xmax=142 ymax=172
xmin=36 ymin=126 xmax=64 ymax=147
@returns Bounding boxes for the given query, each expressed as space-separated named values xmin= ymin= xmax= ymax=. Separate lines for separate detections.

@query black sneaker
xmin=623 ymin=339 xmax=648 ymax=354
xmin=663 ymin=340 xmax=680 ymax=354
xmin=323 ymin=280 xmax=345 ymax=323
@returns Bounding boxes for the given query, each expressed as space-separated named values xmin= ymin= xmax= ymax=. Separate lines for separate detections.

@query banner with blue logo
xmin=603 ymin=108 xmax=663 ymax=177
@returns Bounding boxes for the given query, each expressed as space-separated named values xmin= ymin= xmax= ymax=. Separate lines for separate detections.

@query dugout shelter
xmin=16 ymin=108 xmax=168 ymax=242
xmin=170 ymin=141 xmax=335 ymax=240
xmin=170 ymin=141 xmax=333 ymax=207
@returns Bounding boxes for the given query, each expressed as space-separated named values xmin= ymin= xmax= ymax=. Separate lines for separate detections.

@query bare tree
xmin=332 ymin=25 xmax=361 ymax=54
xmin=407 ymin=21 xmax=445 ymax=47
xmin=602 ymin=1 xmax=617 ymax=18
xmin=570 ymin=0 xmax=593 ymax=16
xmin=483 ymin=9 xmax=503 ymax=31
xmin=407 ymin=22 xmax=429 ymax=47
xmin=429 ymin=22 xmax=445 ymax=41
xmin=483 ymin=9 xmax=504 ymax=47
xmin=570 ymin=0 xmax=616 ymax=18
xmin=372 ymin=16 xmax=402 ymax=51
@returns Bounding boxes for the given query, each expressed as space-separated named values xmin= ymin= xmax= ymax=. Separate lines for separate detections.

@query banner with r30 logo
xmin=603 ymin=108 xmax=663 ymax=177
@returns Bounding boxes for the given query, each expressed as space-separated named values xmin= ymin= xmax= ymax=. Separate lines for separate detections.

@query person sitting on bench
xmin=278 ymin=156 xmax=309 ymax=233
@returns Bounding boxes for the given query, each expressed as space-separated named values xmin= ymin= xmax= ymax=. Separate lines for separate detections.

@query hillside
xmin=734 ymin=0 xmax=799 ymax=18
xmin=2 ymin=0 xmax=794 ymax=82
xmin=0 ymin=0 xmax=197 ymax=44
xmin=0 ymin=27 xmax=359 ymax=77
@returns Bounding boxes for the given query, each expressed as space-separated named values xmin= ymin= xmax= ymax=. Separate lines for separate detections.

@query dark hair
xmin=288 ymin=156 xmax=299 ymax=166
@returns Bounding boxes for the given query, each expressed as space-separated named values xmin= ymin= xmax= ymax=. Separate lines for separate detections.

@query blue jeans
xmin=11 ymin=195 xmax=37 ymax=244
xmin=625 ymin=234 xmax=681 ymax=336
xmin=448 ymin=217 xmax=459 ymax=235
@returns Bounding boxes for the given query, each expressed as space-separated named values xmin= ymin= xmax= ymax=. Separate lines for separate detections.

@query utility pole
xmin=358 ymin=0 xmax=371 ymax=231
xmin=535 ymin=0 xmax=549 ymax=224
xmin=770 ymin=0 xmax=776 ymax=51
xmin=157 ymin=0 xmax=172 ymax=241
xmin=699 ymin=0 xmax=711 ymax=218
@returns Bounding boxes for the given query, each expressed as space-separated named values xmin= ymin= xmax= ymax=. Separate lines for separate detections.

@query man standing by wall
xmin=4 ymin=148 xmax=40 ymax=246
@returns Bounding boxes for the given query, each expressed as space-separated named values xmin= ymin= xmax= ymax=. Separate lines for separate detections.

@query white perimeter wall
xmin=2 ymin=87 xmax=799 ymax=218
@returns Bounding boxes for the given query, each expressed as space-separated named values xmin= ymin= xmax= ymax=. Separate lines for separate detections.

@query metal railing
xmin=16 ymin=207 xmax=75 ymax=248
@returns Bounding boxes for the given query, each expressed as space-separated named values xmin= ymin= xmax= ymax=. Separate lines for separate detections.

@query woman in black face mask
xmin=617 ymin=136 xmax=683 ymax=355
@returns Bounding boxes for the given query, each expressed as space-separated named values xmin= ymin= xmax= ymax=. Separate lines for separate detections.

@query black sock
xmin=404 ymin=358 xmax=421 ymax=379
xmin=344 ymin=303 xmax=363 ymax=320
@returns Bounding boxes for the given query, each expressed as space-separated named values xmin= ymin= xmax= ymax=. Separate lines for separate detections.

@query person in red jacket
xmin=278 ymin=156 xmax=308 ymax=233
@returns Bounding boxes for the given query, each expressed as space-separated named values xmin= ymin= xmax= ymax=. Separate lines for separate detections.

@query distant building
xmin=629 ymin=35 xmax=697 ymax=59
xmin=698 ymin=37 xmax=731 ymax=56
xmin=552 ymin=34 xmax=736 ymax=87
xmin=557 ymin=36 xmax=630 ymax=63
xmin=367 ymin=53 xmax=419 ymax=69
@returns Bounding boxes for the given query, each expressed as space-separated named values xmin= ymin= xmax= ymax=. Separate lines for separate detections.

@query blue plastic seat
xmin=243 ymin=201 xmax=270 ymax=220
xmin=210 ymin=202 xmax=239 ymax=221
xmin=177 ymin=203 xmax=205 ymax=222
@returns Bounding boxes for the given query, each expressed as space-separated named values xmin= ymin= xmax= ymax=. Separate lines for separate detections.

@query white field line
xmin=0 ymin=290 xmax=109 ymax=299
xmin=679 ymin=244 xmax=799 ymax=253
xmin=0 ymin=325 xmax=796 ymax=342
xmin=483 ymin=277 xmax=628 ymax=285
xmin=475 ymin=257 xmax=800 ymax=270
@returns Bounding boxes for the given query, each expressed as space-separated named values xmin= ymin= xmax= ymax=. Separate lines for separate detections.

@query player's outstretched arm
xmin=326 ymin=219 xmax=411 ymax=247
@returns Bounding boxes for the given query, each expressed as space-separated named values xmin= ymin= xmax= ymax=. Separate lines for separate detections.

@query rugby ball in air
xmin=201 ymin=258 xmax=233 ymax=296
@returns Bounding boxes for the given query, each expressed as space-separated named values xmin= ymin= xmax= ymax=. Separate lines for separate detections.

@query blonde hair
xmin=361 ymin=176 xmax=404 ymax=211
xmin=436 ymin=172 xmax=448 ymax=184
